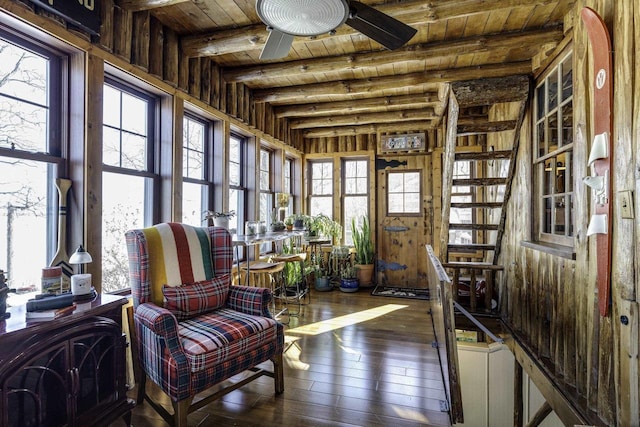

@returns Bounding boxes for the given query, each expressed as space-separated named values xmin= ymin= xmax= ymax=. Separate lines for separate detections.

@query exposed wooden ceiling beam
xmin=452 ymin=75 xmax=531 ymax=107
xmin=289 ymin=108 xmax=436 ymax=129
xmin=275 ymin=93 xmax=440 ymax=118
xmin=116 ymin=0 xmax=189 ymax=12
xmin=253 ymin=61 xmax=532 ymax=104
xmin=181 ymin=0 xmax=558 ymax=57
xmin=224 ymin=28 xmax=561 ymax=84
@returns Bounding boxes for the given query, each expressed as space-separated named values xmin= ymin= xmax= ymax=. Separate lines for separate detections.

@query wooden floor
xmin=118 ymin=288 xmax=451 ymax=427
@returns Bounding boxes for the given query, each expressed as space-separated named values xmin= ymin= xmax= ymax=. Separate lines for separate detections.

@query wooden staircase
xmin=440 ymin=75 xmax=530 ymax=313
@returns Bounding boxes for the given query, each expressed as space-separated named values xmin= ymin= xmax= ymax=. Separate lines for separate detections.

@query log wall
xmin=496 ymin=1 xmax=639 ymax=425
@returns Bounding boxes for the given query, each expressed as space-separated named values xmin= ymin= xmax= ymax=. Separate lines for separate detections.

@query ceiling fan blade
xmin=259 ymin=28 xmax=294 ymax=60
xmin=346 ymin=1 xmax=417 ymax=50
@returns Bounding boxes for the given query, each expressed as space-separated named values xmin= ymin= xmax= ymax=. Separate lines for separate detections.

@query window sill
xmin=520 ymin=241 xmax=576 ymax=260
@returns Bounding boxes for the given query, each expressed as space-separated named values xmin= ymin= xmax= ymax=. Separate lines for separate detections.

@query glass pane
xmin=543 ymin=161 xmax=553 ymax=196
xmin=182 ymin=182 xmax=205 ymax=226
xmin=0 ymin=39 xmax=48 ymax=106
xmin=355 ymin=177 xmax=367 ymax=193
xmin=121 ymin=133 xmax=146 ymax=170
xmin=404 ymin=193 xmax=420 ymax=213
xmin=556 ymin=153 xmax=566 ymax=193
xmin=564 ymin=151 xmax=573 ymax=192
xmin=343 ymin=196 xmax=368 ymax=245
xmin=185 ymin=148 xmax=204 ymax=179
xmin=229 ymin=137 xmax=240 ymax=163
xmin=561 ymin=54 xmax=573 ymax=102
xmin=548 ymin=113 xmax=558 ymax=151
xmin=103 ymin=85 xmax=121 ymax=128
xmin=309 ymin=196 xmax=332 ymax=217
xmin=229 ymin=162 xmax=240 ymax=186
xmin=537 ymin=121 xmax=546 ymax=157
xmin=554 ymin=196 xmax=565 ymax=234
xmin=543 ymin=197 xmax=552 ymax=234
xmin=0 ymin=98 xmax=47 ymax=152
xmin=388 ymin=173 xmax=403 ymax=192
xmin=102 ymin=127 xmax=121 ymax=167
xmin=260 ymin=170 xmax=270 ymax=191
xmin=345 ymin=177 xmax=357 ymax=194
xmin=121 ymin=92 xmax=147 ymax=135
xmin=388 ymin=194 xmax=404 ymax=213
xmin=0 ymin=158 xmax=50 ymax=300
xmin=102 ymin=172 xmax=146 ymax=293
xmin=229 ymin=189 xmax=239 ymax=233
xmin=548 ymin=70 xmax=558 ymax=111
xmin=536 ymin=82 xmax=545 ymax=120
xmin=567 ymin=195 xmax=574 ymax=236
xmin=405 ymin=172 xmax=420 ymax=188
xmin=561 ymin=101 xmax=573 ymax=146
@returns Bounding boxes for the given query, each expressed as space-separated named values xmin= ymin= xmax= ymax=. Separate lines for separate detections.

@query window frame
xmin=308 ymin=159 xmax=334 ymax=217
xmin=342 ymin=157 xmax=369 ymax=245
xmin=532 ymin=49 xmax=574 ymax=247
xmin=386 ymin=170 xmax=422 ymax=217
xmin=182 ymin=111 xmax=215 ymax=226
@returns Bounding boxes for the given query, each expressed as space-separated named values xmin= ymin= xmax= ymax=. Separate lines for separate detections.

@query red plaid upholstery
xmin=163 ymin=274 xmax=231 ymax=320
xmin=125 ymin=223 xmax=284 ymax=406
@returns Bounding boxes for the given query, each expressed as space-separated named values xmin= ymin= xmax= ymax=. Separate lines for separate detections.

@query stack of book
xmin=25 ymin=293 xmax=76 ymax=321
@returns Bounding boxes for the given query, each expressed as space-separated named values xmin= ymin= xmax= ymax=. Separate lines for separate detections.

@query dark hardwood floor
xmin=119 ymin=288 xmax=450 ymax=427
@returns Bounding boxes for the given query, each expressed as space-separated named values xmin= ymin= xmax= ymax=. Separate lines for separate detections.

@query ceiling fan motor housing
xmin=256 ymin=0 xmax=350 ymax=36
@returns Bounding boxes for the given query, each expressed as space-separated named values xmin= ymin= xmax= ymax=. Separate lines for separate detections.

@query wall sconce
xmin=587 ymin=132 xmax=609 ymax=166
xmin=586 ymin=214 xmax=607 ymax=236
xmin=69 ymin=245 xmax=94 ymax=299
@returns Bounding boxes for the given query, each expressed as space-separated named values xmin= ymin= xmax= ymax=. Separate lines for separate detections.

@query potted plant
xmin=339 ymin=263 xmax=359 ymax=292
xmin=284 ymin=216 xmax=294 ymax=231
xmin=351 ymin=216 xmax=375 ymax=288
xmin=204 ymin=210 xmax=235 ymax=229
xmin=313 ymin=264 xmax=332 ymax=292
xmin=309 ymin=214 xmax=342 ymax=243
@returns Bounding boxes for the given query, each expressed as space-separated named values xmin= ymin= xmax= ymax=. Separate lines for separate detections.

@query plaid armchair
xmin=125 ymin=223 xmax=284 ymax=426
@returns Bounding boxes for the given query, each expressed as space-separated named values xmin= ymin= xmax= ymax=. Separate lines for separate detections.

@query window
xmin=0 ymin=32 xmax=65 ymax=297
xmin=229 ymin=133 xmax=246 ymax=235
xmin=449 ymin=161 xmax=474 ymax=245
xmin=283 ymin=157 xmax=293 ymax=218
xmin=259 ymin=147 xmax=274 ymax=253
xmin=309 ymin=161 xmax=333 ymax=217
xmin=387 ymin=171 xmax=421 ymax=215
xmin=534 ymin=51 xmax=573 ymax=245
xmin=343 ymin=159 xmax=368 ymax=245
xmin=102 ymin=78 xmax=158 ymax=292
xmin=182 ymin=113 xmax=215 ymax=226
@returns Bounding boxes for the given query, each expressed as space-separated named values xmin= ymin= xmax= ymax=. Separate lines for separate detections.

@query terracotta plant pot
xmin=355 ymin=264 xmax=374 ymax=288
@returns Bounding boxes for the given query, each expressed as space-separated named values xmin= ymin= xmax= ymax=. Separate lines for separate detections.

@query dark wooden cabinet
xmin=0 ymin=294 xmax=134 ymax=427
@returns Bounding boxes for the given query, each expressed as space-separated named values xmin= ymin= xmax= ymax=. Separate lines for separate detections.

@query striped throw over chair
xmin=125 ymin=223 xmax=284 ymax=426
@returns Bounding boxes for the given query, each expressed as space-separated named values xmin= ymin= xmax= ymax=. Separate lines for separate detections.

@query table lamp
xmin=69 ymin=245 xmax=94 ymax=299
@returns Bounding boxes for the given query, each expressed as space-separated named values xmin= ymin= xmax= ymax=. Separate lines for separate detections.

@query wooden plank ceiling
xmin=116 ymin=0 xmax=573 ymax=141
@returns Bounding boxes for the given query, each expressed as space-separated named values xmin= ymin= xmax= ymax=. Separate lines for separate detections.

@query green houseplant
xmin=351 ymin=216 xmax=375 ymax=287
xmin=339 ymin=263 xmax=358 ymax=293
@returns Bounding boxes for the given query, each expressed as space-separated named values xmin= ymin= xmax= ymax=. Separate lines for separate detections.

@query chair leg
xmin=136 ymin=374 xmax=146 ymax=406
xmin=272 ymin=353 xmax=285 ymax=394
xmin=172 ymin=398 xmax=193 ymax=427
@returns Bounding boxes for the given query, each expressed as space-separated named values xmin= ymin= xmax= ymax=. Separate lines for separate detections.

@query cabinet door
xmin=71 ymin=320 xmax=125 ymax=424
xmin=0 ymin=317 xmax=125 ymax=427
xmin=0 ymin=341 xmax=72 ymax=427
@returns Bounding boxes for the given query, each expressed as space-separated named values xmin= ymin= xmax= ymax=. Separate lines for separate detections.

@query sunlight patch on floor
xmin=283 ymin=335 xmax=310 ymax=370
xmin=390 ymin=405 xmax=432 ymax=423
xmin=285 ymin=304 xmax=409 ymax=336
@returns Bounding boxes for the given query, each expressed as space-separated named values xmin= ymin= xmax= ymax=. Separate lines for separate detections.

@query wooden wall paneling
xmin=113 ymin=4 xmax=132 ymax=62
xmin=85 ymin=54 xmax=104 ymax=291
xmin=177 ymin=48 xmax=189 ymax=91
xmin=439 ymin=92 xmax=458 ymax=261
xmin=148 ymin=17 xmax=163 ymax=78
xmin=163 ymin=27 xmax=179 ymax=87
xmin=99 ymin=0 xmax=114 ymax=52
xmin=188 ymin=57 xmax=201 ymax=102
xmin=211 ymin=63 xmax=221 ymax=110
xmin=596 ymin=316 xmax=615 ymax=425
xmin=562 ymin=261 xmax=577 ymax=388
xmin=200 ymin=58 xmax=211 ymax=105
xmin=164 ymin=97 xmax=182 ymax=222
xmin=131 ymin=11 xmax=149 ymax=72
xmin=611 ymin=1 xmax=639 ymax=424
xmin=431 ymin=148 xmax=443 ymax=257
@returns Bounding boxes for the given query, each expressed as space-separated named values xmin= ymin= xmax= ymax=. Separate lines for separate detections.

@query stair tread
xmin=452 ymin=177 xmax=508 ymax=186
xmin=455 ymin=150 xmax=513 ymax=160
xmin=449 ymin=223 xmax=499 ymax=230
xmin=451 ymin=202 xmax=503 ymax=209
xmin=448 ymin=244 xmax=496 ymax=251
xmin=443 ymin=262 xmax=504 ymax=271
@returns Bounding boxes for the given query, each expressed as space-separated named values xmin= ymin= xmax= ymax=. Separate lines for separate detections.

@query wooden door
xmin=375 ymin=154 xmax=435 ymax=288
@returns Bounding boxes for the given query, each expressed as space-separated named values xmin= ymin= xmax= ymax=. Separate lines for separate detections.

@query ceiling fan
xmin=256 ymin=0 xmax=417 ymax=60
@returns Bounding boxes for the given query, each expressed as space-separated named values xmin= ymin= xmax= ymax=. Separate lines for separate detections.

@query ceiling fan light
xmin=256 ymin=0 xmax=349 ymax=37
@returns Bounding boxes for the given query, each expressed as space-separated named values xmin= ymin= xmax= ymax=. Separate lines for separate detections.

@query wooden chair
xmin=125 ymin=223 xmax=284 ymax=426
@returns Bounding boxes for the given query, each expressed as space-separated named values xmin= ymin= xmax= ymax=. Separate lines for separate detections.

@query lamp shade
xmin=69 ymin=245 xmax=93 ymax=264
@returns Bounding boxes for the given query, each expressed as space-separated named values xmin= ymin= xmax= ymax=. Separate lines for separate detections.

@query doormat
xmin=371 ymin=285 xmax=430 ymax=300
